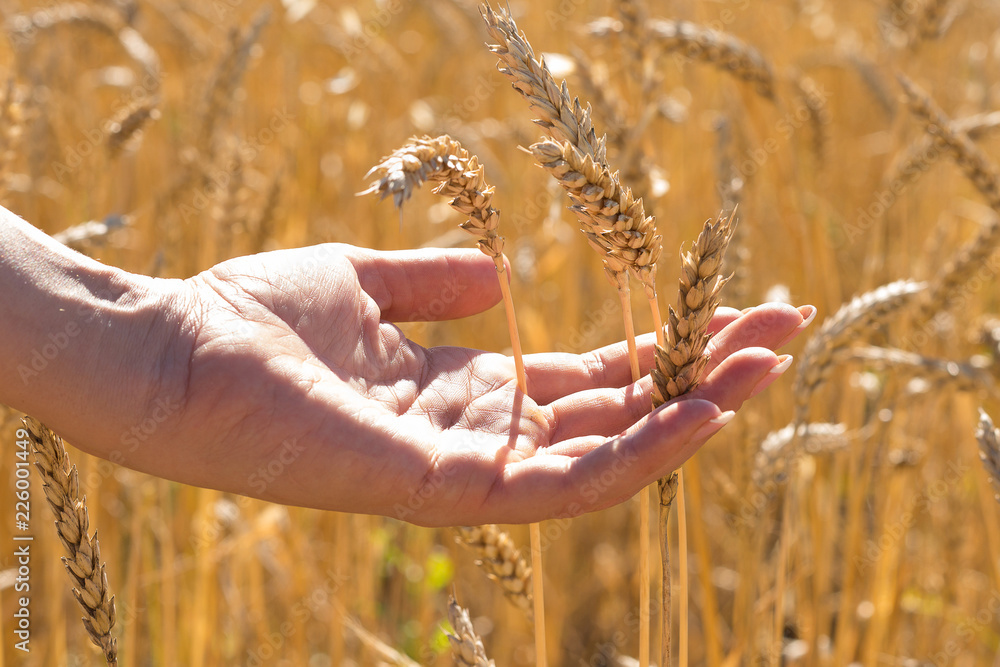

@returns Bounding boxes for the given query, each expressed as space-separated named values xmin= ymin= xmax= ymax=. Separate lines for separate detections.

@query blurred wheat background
xmin=2 ymin=0 xmax=1000 ymax=665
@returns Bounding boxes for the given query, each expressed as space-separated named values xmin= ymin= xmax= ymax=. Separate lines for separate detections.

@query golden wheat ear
xmin=22 ymin=417 xmax=118 ymax=667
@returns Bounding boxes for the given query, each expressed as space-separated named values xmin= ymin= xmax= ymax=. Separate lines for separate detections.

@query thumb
xmin=347 ymin=246 xmax=506 ymax=321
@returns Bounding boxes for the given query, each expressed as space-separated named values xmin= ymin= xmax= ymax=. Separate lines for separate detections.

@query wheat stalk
xmin=976 ymin=409 xmax=1000 ymax=502
xmin=446 ymin=597 xmax=497 ymax=667
xmin=22 ymin=417 xmax=118 ymax=667
xmin=6 ymin=3 xmax=160 ymax=84
xmin=649 ymin=211 xmax=736 ymax=667
xmin=453 ymin=525 xmax=533 ymax=618
xmin=197 ymin=8 xmax=271 ymax=166
xmin=363 ymin=132 xmax=541 ymax=661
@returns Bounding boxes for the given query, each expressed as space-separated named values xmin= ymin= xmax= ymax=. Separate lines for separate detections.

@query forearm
xmin=0 ymin=205 xmax=185 ymax=455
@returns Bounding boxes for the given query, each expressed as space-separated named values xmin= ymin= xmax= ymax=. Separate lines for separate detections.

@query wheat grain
xmin=6 ymin=3 xmax=160 ymax=84
xmin=446 ymin=597 xmax=497 ymax=667
xmin=792 ymin=280 xmax=926 ymax=422
xmin=528 ymin=138 xmax=660 ymax=285
xmin=976 ymin=409 xmax=1000 ymax=502
xmin=22 ymin=417 xmax=118 ymax=667
xmin=895 ymin=81 xmax=1000 ymax=320
xmin=453 ymin=525 xmax=533 ymax=617
xmin=481 ymin=2 xmax=608 ymax=166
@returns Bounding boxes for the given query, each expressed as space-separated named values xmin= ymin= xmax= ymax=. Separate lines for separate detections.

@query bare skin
xmin=0 ymin=207 xmax=814 ymax=526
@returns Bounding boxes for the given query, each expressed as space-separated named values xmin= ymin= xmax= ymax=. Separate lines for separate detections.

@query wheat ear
xmin=453 ymin=525 xmax=533 ymax=618
xmin=881 ymin=111 xmax=1000 ymax=208
xmin=976 ymin=409 xmax=1000 ymax=503
xmin=840 ymin=345 xmax=996 ymax=397
xmin=897 ymin=76 xmax=1000 ymax=320
xmin=22 ymin=417 xmax=118 ymax=666
xmin=589 ymin=18 xmax=776 ymax=100
xmin=650 ymin=212 xmax=736 ymax=667
xmin=481 ymin=2 xmax=608 ymax=166
xmin=0 ymin=77 xmax=25 ymax=201
xmin=446 ymin=597 xmax=497 ymax=667
xmin=791 ymin=280 xmax=926 ymax=425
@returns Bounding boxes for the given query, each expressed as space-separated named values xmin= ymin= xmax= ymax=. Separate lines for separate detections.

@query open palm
xmin=135 ymin=244 xmax=809 ymax=526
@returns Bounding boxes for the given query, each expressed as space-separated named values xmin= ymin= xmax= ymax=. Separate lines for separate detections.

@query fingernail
xmin=692 ymin=410 xmax=736 ymax=440
xmin=796 ymin=305 xmax=817 ymax=330
xmin=750 ymin=354 xmax=794 ymax=397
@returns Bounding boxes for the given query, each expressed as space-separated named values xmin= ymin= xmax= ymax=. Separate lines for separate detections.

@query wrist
xmin=0 ymin=207 xmax=190 ymax=458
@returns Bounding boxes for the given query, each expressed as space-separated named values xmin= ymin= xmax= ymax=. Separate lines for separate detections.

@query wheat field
xmin=3 ymin=0 xmax=1000 ymax=665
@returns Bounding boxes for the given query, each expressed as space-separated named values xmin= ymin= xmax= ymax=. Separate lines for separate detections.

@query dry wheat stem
xmin=453 ymin=525 xmax=533 ymax=618
xmin=23 ymin=417 xmax=118 ymax=667
xmin=363 ymin=133 xmax=540 ymax=659
xmin=481 ymin=2 xmax=608 ymax=166
xmin=649 ymin=212 xmax=736 ymax=667
xmin=976 ymin=409 xmax=1000 ymax=502
xmin=447 ymin=597 xmax=497 ymax=667
xmin=791 ymin=279 xmax=926 ymax=424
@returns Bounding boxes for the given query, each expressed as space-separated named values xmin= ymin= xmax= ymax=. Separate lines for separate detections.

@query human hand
xmin=84 ymin=243 xmax=807 ymax=526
